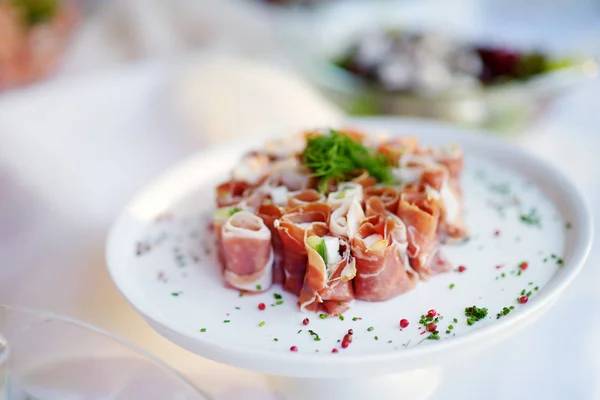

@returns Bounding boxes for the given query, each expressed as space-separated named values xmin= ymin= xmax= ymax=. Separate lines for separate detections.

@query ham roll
xmin=276 ymin=203 xmax=331 ymax=295
xmin=288 ymin=189 xmax=326 ymax=208
xmin=299 ymin=230 xmax=356 ymax=315
xmin=364 ymin=186 xmax=400 ymax=213
xmin=221 ymin=211 xmax=273 ymax=292
xmin=257 ymin=203 xmax=285 ymax=284
xmin=329 ymin=197 xmax=365 ymax=239
xmin=396 ymin=184 xmax=451 ymax=278
xmin=351 ymin=215 xmax=417 ymax=301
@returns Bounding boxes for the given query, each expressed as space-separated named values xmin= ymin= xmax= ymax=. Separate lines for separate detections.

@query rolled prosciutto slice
xmin=257 ymin=203 xmax=285 ymax=284
xmin=364 ymin=186 xmax=400 ymax=213
xmin=326 ymin=182 xmax=364 ymax=208
xmin=288 ymin=189 xmax=325 ymax=208
xmin=221 ymin=211 xmax=273 ymax=292
xmin=299 ymin=232 xmax=356 ymax=315
xmin=396 ymin=184 xmax=451 ymax=278
xmin=215 ymin=180 xmax=251 ymax=207
xmin=351 ymin=215 xmax=417 ymax=301
xmin=329 ymin=197 xmax=365 ymax=239
xmin=276 ymin=203 xmax=331 ymax=295
xmin=393 ymin=152 xmax=468 ymax=243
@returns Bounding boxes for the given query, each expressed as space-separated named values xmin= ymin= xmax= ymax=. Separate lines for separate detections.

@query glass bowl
xmin=0 ymin=305 xmax=210 ymax=400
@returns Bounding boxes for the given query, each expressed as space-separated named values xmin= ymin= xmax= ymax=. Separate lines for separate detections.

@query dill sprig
xmin=301 ymin=130 xmax=392 ymax=192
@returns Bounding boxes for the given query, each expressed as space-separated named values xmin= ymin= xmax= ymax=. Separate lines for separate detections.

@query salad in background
xmin=0 ymin=0 xmax=78 ymax=91
xmin=335 ymin=30 xmax=576 ymax=94
xmin=304 ymin=28 xmax=597 ymax=133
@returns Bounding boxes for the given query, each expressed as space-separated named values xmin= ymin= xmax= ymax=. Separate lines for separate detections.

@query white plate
xmin=106 ymin=118 xmax=592 ymax=383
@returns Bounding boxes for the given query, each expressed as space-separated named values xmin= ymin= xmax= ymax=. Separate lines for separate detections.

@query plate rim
xmin=106 ymin=117 xmax=594 ymax=377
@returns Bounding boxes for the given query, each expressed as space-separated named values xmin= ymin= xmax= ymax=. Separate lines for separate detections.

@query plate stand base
xmin=270 ymin=367 xmax=442 ymax=400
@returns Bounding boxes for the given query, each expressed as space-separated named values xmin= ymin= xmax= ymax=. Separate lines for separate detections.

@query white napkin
xmin=171 ymin=55 xmax=343 ymax=145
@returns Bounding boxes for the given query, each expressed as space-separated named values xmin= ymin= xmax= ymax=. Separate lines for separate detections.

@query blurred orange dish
xmin=0 ymin=0 xmax=77 ymax=91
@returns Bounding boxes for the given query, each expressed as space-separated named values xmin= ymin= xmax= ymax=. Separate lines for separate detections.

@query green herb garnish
xmin=229 ymin=207 xmax=241 ymax=216
xmin=520 ymin=208 xmax=541 ymax=227
xmin=465 ymin=306 xmax=488 ymax=326
xmin=258 ymin=321 xmax=266 ymax=327
xmin=301 ymin=130 xmax=392 ymax=192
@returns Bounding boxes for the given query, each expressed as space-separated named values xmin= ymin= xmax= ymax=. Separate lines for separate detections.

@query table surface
xmin=0 ymin=60 xmax=599 ymax=400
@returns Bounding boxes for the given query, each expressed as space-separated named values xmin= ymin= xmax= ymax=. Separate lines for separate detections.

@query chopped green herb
xmin=501 ymin=273 xmax=506 ymax=277
xmin=449 ymin=283 xmax=455 ymax=289
xmin=238 ymin=291 xmax=244 ymax=297
xmin=566 ymin=222 xmax=572 ymax=229
xmin=448 ymin=325 xmax=454 ymax=330
xmin=229 ymin=207 xmax=241 ymax=216
xmin=259 ymin=321 xmax=266 ymax=327
xmin=528 ymin=282 xmax=533 ymax=285
xmin=551 ymin=254 xmax=557 ymax=259
xmin=534 ymin=286 xmax=539 ymax=291
xmin=256 ymin=285 xmax=262 ymax=290
xmin=543 ymin=258 xmax=548 ymax=263
xmin=223 ymin=320 xmax=230 ymax=323
xmin=496 ymin=306 xmax=512 ymax=319
xmin=517 ymin=270 xmax=522 ymax=276
xmin=319 ymin=314 xmax=327 ymax=319
xmin=557 ymin=258 xmax=564 ymax=266
xmin=338 ymin=300 xmax=342 ymax=306
xmin=275 ymin=300 xmax=284 ymax=305
xmin=273 ymin=338 xmax=279 ymax=342
xmin=352 ymin=317 xmax=359 ymax=321
xmin=526 ymin=291 xmax=532 ymax=297
xmin=297 ymin=329 xmax=302 ymax=334
xmin=445 ymin=330 xmax=451 ymax=334
xmin=171 ymin=291 xmax=182 ymax=297
xmin=200 ymin=328 xmax=207 ymax=332
xmin=453 ymin=318 xmax=458 ymax=323
xmin=273 ymin=293 xmax=283 ymax=300
xmin=427 ymin=331 xmax=440 ymax=340
xmin=374 ymin=335 xmax=379 ymax=340
xmin=339 ymin=315 xmax=345 ymax=321
xmin=521 ymin=289 xmax=526 ymax=296
xmin=465 ymin=306 xmax=488 ymax=326
xmin=308 ymin=330 xmax=321 ymax=341
xmin=367 ymin=326 xmax=374 ymax=332
xmin=520 ymin=208 xmax=541 ymax=227
xmin=302 ymin=130 xmax=393 ymax=192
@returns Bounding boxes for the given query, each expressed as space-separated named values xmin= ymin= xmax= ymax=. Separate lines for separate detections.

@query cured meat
xmin=326 ymin=182 xmax=364 ymax=208
xmin=351 ymin=215 xmax=417 ymax=301
xmin=215 ymin=181 xmax=251 ymax=207
xmin=276 ymin=203 xmax=331 ymax=295
xmin=288 ymin=189 xmax=325 ymax=208
xmin=257 ymin=203 xmax=285 ymax=284
xmin=221 ymin=211 xmax=273 ymax=292
xmin=299 ymin=230 xmax=356 ymax=315
xmin=212 ymin=128 xmax=467 ymax=315
xmin=364 ymin=186 xmax=400 ymax=213
xmin=329 ymin=197 xmax=365 ymax=239
xmin=396 ymin=184 xmax=451 ymax=278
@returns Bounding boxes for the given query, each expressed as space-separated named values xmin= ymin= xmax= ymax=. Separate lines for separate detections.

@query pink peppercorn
xmin=400 ymin=319 xmax=410 ymax=328
xmin=290 ymin=346 xmax=298 ymax=352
